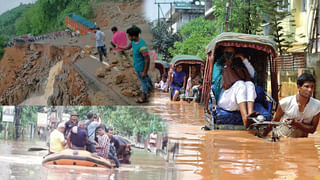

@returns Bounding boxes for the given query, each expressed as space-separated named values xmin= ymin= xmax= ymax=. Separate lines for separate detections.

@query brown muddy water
xmin=0 ymin=140 xmax=175 ymax=180
xmin=146 ymin=91 xmax=320 ymax=180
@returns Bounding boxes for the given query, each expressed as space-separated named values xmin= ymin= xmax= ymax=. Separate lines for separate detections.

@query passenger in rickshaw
xmin=187 ymin=65 xmax=202 ymax=101
xmin=212 ymin=47 xmax=257 ymax=128
xmin=154 ymin=73 xmax=168 ymax=92
xmin=169 ymin=64 xmax=187 ymax=101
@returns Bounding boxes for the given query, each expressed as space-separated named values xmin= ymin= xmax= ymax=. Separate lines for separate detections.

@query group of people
xmin=213 ymin=46 xmax=320 ymax=138
xmin=49 ymin=112 xmax=130 ymax=168
xmin=92 ymin=25 xmax=153 ymax=103
xmin=153 ymin=63 xmax=202 ymax=102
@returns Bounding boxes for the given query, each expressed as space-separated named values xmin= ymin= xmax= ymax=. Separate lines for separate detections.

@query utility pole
xmin=224 ymin=0 xmax=231 ymax=32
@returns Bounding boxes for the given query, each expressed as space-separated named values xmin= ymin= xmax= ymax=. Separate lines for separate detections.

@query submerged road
xmin=146 ymin=91 xmax=320 ymax=179
xmin=0 ymin=140 xmax=175 ymax=180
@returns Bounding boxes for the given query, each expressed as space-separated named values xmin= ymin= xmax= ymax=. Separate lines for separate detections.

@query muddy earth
xmin=0 ymin=0 xmax=157 ymax=105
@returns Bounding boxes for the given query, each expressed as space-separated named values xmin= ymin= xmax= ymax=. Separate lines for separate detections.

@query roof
xmin=66 ymin=13 xmax=95 ymax=29
xmin=206 ymin=32 xmax=277 ymax=57
xmin=171 ymin=55 xmax=204 ymax=65
xmin=155 ymin=60 xmax=170 ymax=68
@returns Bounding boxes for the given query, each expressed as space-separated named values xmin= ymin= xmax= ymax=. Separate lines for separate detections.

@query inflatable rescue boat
xmin=42 ymin=149 xmax=113 ymax=168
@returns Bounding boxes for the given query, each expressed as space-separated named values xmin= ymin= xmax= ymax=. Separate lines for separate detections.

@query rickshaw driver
xmin=262 ymin=73 xmax=320 ymax=138
xmin=212 ymin=46 xmax=257 ymax=128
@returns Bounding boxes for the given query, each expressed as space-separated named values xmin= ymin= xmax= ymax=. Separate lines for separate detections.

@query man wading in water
xmin=263 ymin=73 xmax=320 ymax=138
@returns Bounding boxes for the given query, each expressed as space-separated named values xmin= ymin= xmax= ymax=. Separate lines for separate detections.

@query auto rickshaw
xmin=169 ymin=55 xmax=205 ymax=102
xmin=201 ymin=32 xmax=279 ymax=132
xmin=155 ymin=60 xmax=170 ymax=82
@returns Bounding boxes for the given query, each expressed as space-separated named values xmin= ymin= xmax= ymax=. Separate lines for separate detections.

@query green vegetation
xmin=152 ymin=23 xmax=182 ymax=61
xmin=155 ymin=0 xmax=298 ymax=58
xmin=0 ymin=106 xmax=167 ymax=140
xmin=169 ymin=17 xmax=217 ymax=60
xmin=0 ymin=4 xmax=32 ymax=59
xmin=71 ymin=106 xmax=167 ymax=139
xmin=15 ymin=0 xmax=93 ymax=36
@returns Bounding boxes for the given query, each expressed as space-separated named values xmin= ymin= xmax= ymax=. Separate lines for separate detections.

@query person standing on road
xmin=110 ymin=26 xmax=129 ymax=70
xmin=91 ymin=26 xmax=107 ymax=63
xmin=117 ymin=25 xmax=153 ymax=103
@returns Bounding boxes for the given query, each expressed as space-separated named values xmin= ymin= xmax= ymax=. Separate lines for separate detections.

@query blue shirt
xmin=131 ymin=38 xmax=149 ymax=72
xmin=87 ymin=121 xmax=100 ymax=143
xmin=70 ymin=127 xmax=87 ymax=147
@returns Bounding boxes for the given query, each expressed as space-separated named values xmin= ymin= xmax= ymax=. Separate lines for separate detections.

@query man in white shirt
xmin=263 ymin=73 xmax=320 ymax=137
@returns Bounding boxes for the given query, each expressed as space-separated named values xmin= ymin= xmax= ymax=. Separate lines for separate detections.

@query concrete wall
xmin=307 ymin=52 xmax=320 ymax=98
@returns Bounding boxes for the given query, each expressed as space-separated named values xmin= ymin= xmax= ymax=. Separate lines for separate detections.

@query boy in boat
xmin=96 ymin=126 xmax=110 ymax=160
xmin=263 ymin=73 xmax=320 ymax=138
xmin=117 ymin=25 xmax=153 ymax=103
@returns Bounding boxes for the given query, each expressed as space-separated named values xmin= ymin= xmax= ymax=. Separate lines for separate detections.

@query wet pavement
xmin=146 ymin=91 xmax=320 ymax=179
xmin=0 ymin=140 xmax=175 ymax=180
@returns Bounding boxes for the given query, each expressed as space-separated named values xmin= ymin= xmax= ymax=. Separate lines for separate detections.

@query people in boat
xmin=67 ymin=121 xmax=88 ymax=150
xmin=96 ymin=125 xmax=111 ymax=159
xmin=85 ymin=112 xmax=102 ymax=153
xmin=154 ymin=73 xmax=168 ymax=92
xmin=49 ymin=123 xmax=66 ymax=154
xmin=263 ymin=73 xmax=320 ymax=138
xmin=64 ymin=112 xmax=78 ymax=137
xmin=169 ymin=64 xmax=187 ymax=101
xmin=111 ymin=135 xmax=131 ymax=164
xmin=212 ymin=47 xmax=257 ymax=128
xmin=106 ymin=127 xmax=120 ymax=168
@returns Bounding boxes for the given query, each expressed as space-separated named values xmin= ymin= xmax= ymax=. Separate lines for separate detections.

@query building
xmin=204 ymin=0 xmax=214 ymax=20
xmin=165 ymin=1 xmax=205 ymax=33
xmin=65 ymin=13 xmax=95 ymax=35
xmin=280 ymin=0 xmax=318 ymax=53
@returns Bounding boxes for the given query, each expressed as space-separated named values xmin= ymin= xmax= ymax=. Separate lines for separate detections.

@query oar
xmin=28 ymin=147 xmax=48 ymax=151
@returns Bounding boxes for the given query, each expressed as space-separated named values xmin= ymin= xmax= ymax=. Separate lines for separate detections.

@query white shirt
xmin=275 ymin=95 xmax=320 ymax=137
xmin=158 ymin=80 xmax=168 ymax=91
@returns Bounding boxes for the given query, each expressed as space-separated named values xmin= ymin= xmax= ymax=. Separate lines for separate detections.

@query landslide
xmin=0 ymin=44 xmax=90 ymax=105
xmin=0 ymin=0 xmax=155 ymax=105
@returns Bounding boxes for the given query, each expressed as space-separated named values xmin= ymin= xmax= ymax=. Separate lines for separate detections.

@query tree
xmin=169 ymin=17 xmax=217 ymax=60
xmin=213 ymin=0 xmax=264 ymax=34
xmin=152 ymin=23 xmax=182 ymax=61
xmin=260 ymin=0 xmax=296 ymax=55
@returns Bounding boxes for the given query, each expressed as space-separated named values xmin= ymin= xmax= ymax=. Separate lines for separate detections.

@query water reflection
xmin=0 ymin=140 xmax=176 ymax=180
xmin=147 ymin=91 xmax=320 ymax=179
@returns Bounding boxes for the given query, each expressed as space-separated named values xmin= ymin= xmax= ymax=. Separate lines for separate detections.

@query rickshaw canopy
xmin=155 ymin=60 xmax=170 ymax=69
xmin=206 ymin=32 xmax=277 ymax=57
xmin=171 ymin=55 xmax=204 ymax=67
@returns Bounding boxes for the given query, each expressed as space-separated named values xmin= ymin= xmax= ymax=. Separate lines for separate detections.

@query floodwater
xmin=0 ymin=140 xmax=175 ymax=180
xmin=146 ymin=91 xmax=320 ymax=179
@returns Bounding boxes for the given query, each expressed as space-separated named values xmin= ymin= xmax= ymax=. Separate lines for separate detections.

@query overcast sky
xmin=143 ymin=0 xmax=171 ymax=22
xmin=0 ymin=0 xmax=36 ymax=15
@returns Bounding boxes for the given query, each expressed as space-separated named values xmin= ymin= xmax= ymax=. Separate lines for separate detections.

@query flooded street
xmin=0 ymin=140 xmax=175 ymax=180
xmin=147 ymin=91 xmax=320 ymax=179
